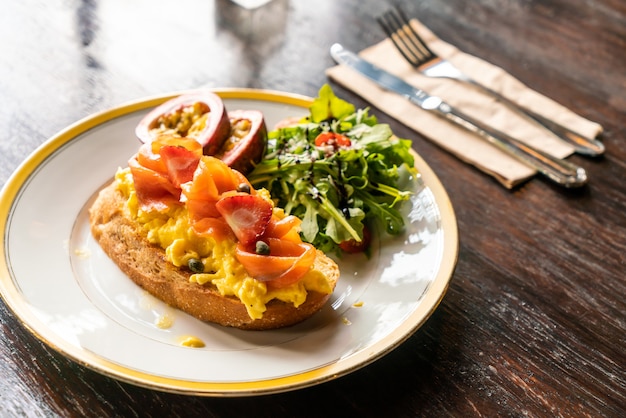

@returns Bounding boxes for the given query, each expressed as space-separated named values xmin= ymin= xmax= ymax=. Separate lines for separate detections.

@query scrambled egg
xmin=115 ymin=168 xmax=332 ymax=320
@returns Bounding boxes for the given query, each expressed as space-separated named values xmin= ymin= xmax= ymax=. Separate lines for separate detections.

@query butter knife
xmin=330 ymin=43 xmax=587 ymax=188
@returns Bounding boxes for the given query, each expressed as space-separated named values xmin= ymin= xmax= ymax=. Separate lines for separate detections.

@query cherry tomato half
xmin=314 ymin=132 xmax=351 ymax=149
xmin=339 ymin=225 xmax=372 ymax=254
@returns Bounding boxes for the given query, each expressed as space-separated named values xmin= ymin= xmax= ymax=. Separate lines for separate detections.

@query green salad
xmin=247 ymin=85 xmax=417 ymax=256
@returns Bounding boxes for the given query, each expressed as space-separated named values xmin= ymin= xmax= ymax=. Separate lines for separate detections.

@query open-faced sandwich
xmin=90 ymin=91 xmax=339 ymax=330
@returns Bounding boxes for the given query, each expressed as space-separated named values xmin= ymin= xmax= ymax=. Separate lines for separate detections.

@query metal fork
xmin=377 ymin=6 xmax=605 ymax=156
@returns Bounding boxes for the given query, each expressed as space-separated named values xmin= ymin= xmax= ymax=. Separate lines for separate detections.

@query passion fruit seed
xmin=237 ymin=183 xmax=251 ymax=194
xmin=188 ymin=258 xmax=204 ymax=273
xmin=255 ymin=241 xmax=270 ymax=255
xmin=155 ymin=102 xmax=208 ymax=137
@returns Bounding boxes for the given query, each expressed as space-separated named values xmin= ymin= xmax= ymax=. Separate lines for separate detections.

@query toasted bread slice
xmin=89 ymin=181 xmax=339 ymax=330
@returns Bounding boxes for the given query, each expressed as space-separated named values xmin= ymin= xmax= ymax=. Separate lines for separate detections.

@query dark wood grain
xmin=1 ymin=0 xmax=625 ymax=416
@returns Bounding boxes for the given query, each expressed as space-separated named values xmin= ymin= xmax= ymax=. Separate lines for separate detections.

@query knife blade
xmin=330 ymin=43 xmax=588 ymax=188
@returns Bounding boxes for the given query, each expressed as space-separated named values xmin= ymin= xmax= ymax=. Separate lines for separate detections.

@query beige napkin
xmin=326 ymin=19 xmax=603 ymax=188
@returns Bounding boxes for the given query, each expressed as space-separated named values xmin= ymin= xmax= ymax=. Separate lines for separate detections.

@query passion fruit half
xmin=217 ymin=109 xmax=268 ymax=175
xmin=135 ymin=91 xmax=231 ymax=156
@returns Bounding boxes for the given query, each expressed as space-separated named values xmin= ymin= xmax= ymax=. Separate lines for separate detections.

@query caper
xmin=188 ymin=258 xmax=204 ymax=273
xmin=255 ymin=241 xmax=270 ymax=255
xmin=237 ymin=183 xmax=251 ymax=194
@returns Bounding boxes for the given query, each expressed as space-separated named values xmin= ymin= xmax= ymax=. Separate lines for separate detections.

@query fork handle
xmin=427 ymin=100 xmax=588 ymax=187
xmin=465 ymin=79 xmax=605 ymax=156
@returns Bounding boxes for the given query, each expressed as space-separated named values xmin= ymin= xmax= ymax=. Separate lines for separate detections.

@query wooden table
xmin=1 ymin=0 xmax=624 ymax=416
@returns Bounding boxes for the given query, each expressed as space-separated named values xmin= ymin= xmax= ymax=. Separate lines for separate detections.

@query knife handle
xmin=467 ymin=80 xmax=605 ymax=157
xmin=426 ymin=99 xmax=588 ymax=187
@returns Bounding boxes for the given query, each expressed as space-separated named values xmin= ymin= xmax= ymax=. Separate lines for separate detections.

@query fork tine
xmin=394 ymin=6 xmax=436 ymax=60
xmin=377 ymin=6 xmax=436 ymax=68
xmin=377 ymin=12 xmax=421 ymax=67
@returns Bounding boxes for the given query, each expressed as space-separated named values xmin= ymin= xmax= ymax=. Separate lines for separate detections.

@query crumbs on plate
xmin=73 ymin=247 xmax=91 ymax=259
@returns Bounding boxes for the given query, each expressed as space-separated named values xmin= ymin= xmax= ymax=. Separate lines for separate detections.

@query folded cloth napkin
xmin=326 ymin=19 xmax=603 ymax=188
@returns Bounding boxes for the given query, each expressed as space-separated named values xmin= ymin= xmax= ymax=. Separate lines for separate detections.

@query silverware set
xmin=377 ymin=7 xmax=604 ymax=157
xmin=330 ymin=6 xmax=605 ymax=188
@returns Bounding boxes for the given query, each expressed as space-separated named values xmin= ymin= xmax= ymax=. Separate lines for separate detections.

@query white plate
xmin=0 ymin=89 xmax=458 ymax=396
